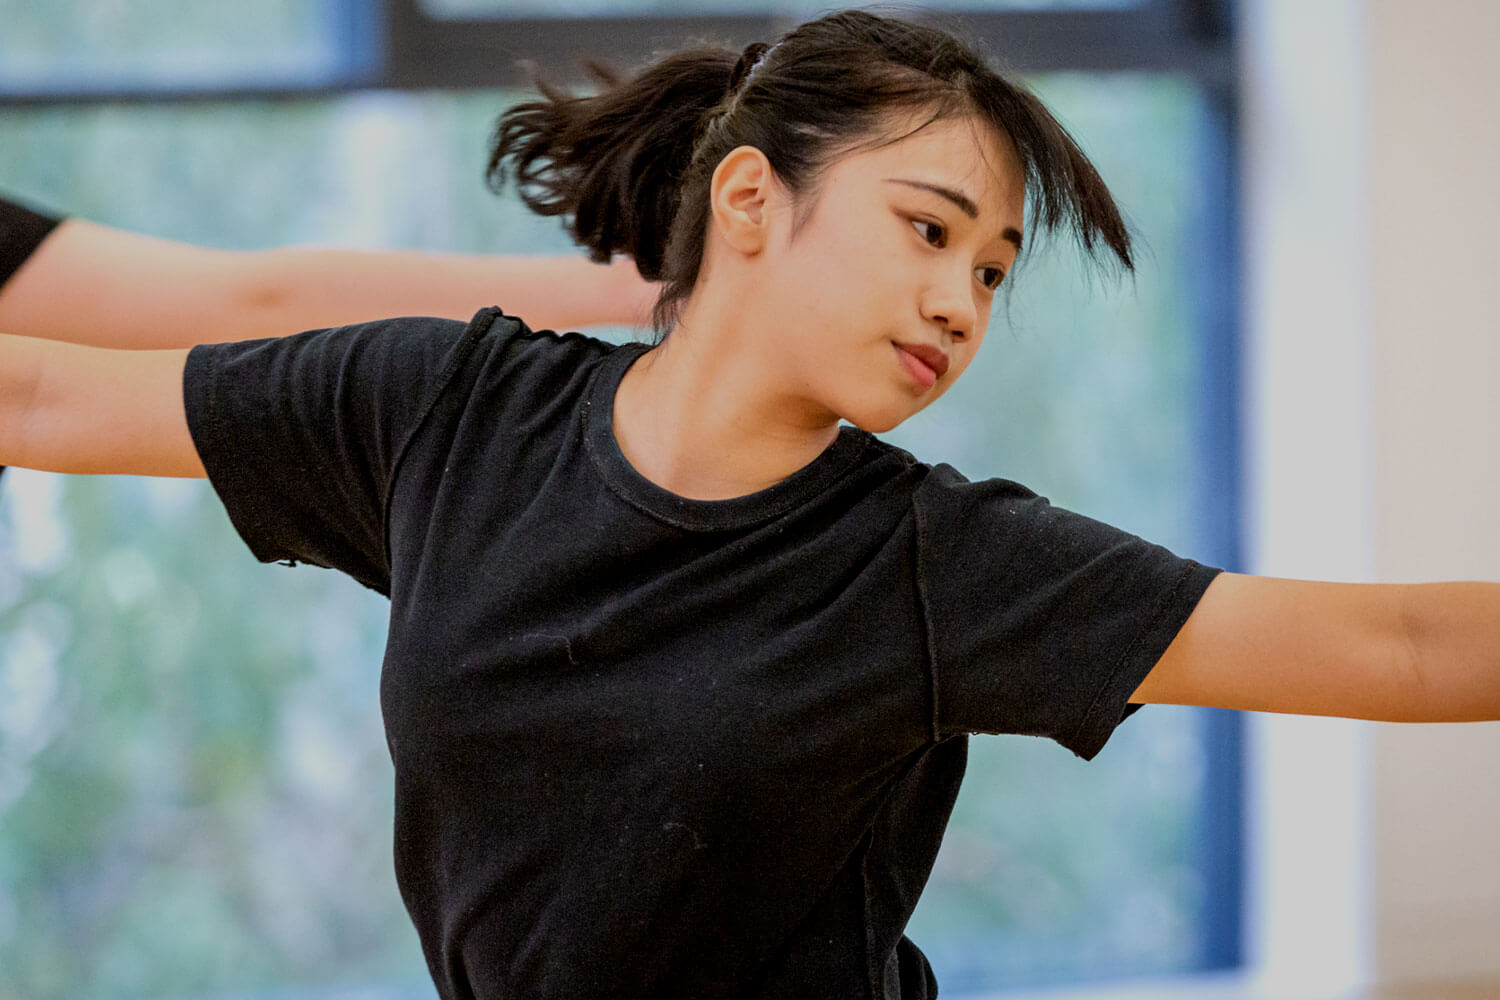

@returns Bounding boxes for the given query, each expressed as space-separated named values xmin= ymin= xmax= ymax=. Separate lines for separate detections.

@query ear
xmin=708 ymin=145 xmax=774 ymax=256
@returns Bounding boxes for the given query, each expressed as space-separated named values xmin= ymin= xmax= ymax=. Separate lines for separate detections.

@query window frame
xmin=0 ymin=0 xmax=1233 ymax=101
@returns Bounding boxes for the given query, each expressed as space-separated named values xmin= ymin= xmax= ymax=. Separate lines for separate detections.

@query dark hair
xmin=487 ymin=7 xmax=1133 ymax=339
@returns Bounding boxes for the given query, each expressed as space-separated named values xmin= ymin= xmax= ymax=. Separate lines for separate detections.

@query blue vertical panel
xmin=1189 ymin=74 xmax=1246 ymax=972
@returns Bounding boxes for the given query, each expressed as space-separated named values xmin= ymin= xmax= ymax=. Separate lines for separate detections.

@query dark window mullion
xmin=383 ymin=8 xmax=795 ymax=90
xmin=383 ymin=1 xmax=1231 ymax=88
xmin=0 ymin=1 xmax=1232 ymax=103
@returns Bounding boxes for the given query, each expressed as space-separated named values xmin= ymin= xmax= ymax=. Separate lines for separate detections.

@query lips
xmin=893 ymin=342 xmax=950 ymax=378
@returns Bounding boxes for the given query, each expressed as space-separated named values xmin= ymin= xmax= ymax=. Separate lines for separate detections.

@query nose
xmin=920 ymin=268 xmax=977 ymax=342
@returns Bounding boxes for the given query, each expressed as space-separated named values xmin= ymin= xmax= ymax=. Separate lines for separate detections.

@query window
xmin=0 ymin=0 xmax=371 ymax=93
xmin=0 ymin=3 xmax=1239 ymax=997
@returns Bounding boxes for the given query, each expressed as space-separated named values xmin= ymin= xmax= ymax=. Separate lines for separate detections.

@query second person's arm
xmin=0 ymin=201 xmax=657 ymax=349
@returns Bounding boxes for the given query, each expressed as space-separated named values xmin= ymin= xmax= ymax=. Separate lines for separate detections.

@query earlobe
xmin=709 ymin=145 xmax=771 ymax=255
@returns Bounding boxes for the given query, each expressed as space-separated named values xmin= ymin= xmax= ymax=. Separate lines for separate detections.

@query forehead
xmin=836 ymin=114 xmax=1026 ymax=223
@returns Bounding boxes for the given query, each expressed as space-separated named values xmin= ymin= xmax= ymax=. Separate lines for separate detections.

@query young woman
xmin=1 ymin=9 xmax=1495 ymax=999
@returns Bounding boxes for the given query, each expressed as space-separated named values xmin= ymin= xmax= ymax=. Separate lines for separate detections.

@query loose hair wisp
xmin=487 ymin=9 xmax=1134 ymax=339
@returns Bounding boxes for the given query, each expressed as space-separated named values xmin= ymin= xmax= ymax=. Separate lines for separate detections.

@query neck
xmin=612 ymin=289 xmax=841 ymax=502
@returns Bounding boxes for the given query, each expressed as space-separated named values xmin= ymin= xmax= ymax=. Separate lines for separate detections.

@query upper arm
xmin=0 ymin=218 xmax=272 ymax=349
xmin=4 ymin=333 xmax=203 ymax=477
xmin=1130 ymin=571 xmax=1415 ymax=720
xmin=0 ymin=217 xmax=656 ymax=350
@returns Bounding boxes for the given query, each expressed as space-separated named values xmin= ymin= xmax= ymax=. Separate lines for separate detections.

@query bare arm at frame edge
xmin=0 ymin=217 xmax=657 ymax=349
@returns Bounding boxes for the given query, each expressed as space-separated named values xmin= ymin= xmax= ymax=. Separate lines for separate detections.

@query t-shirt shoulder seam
xmin=910 ymin=492 xmax=942 ymax=744
xmin=379 ymin=306 xmax=510 ymax=572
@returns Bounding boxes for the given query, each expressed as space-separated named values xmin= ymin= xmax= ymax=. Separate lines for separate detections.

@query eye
xmin=911 ymin=218 xmax=946 ymax=248
xmin=976 ymin=265 xmax=1005 ymax=291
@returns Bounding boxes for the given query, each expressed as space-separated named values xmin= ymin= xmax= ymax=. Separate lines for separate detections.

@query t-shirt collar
xmin=582 ymin=341 xmax=868 ymax=532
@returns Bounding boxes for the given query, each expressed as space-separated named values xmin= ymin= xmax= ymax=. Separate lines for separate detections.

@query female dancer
xmin=2 ymin=9 xmax=1495 ymax=999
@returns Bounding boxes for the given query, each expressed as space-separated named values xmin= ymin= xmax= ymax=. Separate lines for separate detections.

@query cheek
xmin=770 ymin=255 xmax=887 ymax=349
xmin=783 ymin=215 xmax=905 ymax=294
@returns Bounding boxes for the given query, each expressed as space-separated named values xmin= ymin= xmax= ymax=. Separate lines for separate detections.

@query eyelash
xmin=910 ymin=218 xmax=1006 ymax=291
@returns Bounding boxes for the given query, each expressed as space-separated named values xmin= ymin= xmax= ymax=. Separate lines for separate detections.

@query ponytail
xmin=486 ymin=49 xmax=736 ymax=320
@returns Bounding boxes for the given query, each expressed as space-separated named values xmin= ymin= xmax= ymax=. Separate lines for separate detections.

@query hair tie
xmin=727 ymin=41 xmax=773 ymax=98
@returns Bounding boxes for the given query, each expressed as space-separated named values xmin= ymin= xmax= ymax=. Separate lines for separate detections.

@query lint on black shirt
xmin=181 ymin=306 xmax=1223 ymax=1000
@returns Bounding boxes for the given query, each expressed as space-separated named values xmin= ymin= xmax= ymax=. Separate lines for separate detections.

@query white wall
xmin=1364 ymin=0 xmax=1500 ymax=985
xmin=1220 ymin=0 xmax=1376 ymax=995
xmin=1243 ymin=0 xmax=1500 ymax=993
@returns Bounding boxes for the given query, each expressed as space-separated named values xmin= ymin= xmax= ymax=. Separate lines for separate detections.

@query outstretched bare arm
xmin=1133 ymin=572 xmax=1500 ymax=723
xmin=0 ymin=332 xmax=200 ymax=478
xmin=0 ymin=215 xmax=657 ymax=349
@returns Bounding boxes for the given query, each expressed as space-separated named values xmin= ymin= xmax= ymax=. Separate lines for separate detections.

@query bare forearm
xmin=0 ymin=218 xmax=657 ymax=349
xmin=0 ymin=331 xmax=200 ymax=477
xmin=1401 ymin=581 xmax=1500 ymax=722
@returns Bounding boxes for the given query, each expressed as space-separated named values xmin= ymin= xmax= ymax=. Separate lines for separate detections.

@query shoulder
xmin=467 ymin=311 xmax=637 ymax=406
xmin=840 ymin=448 xmax=1047 ymax=525
xmin=815 ymin=435 xmax=1044 ymax=516
xmin=347 ymin=307 xmax=625 ymax=406
xmin=335 ymin=307 xmax=621 ymax=364
xmin=839 ymin=438 xmax=1046 ymax=504
xmin=907 ymin=459 xmax=1067 ymax=534
xmin=497 ymin=313 xmax=622 ymax=368
xmin=911 ymin=459 xmax=1039 ymax=501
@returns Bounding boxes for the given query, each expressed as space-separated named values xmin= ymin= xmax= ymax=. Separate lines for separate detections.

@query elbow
xmin=1386 ymin=582 xmax=1436 ymax=722
xmin=1394 ymin=582 xmax=1434 ymax=720
xmin=230 ymin=250 xmax=297 ymax=338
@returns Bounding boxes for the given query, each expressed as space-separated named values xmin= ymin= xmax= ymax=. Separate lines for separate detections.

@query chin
xmin=840 ymin=402 xmax=914 ymax=435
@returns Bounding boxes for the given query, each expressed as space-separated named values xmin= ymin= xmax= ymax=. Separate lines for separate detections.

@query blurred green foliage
xmin=0 ymin=14 xmax=1221 ymax=994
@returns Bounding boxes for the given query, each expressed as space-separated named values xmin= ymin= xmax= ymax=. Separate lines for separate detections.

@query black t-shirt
xmin=182 ymin=306 xmax=1223 ymax=1000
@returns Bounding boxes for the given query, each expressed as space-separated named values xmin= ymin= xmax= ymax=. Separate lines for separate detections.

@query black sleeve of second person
xmin=913 ymin=462 xmax=1224 ymax=761
xmin=0 ymin=193 xmax=62 ymax=293
xmin=182 ymin=308 xmax=505 ymax=596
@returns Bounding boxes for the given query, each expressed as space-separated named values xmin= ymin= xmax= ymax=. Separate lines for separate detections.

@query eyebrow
xmin=883 ymin=177 xmax=1024 ymax=250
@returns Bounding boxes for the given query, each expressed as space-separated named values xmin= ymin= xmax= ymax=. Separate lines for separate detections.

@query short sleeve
xmin=913 ymin=463 xmax=1223 ymax=760
xmin=182 ymin=308 xmax=504 ymax=595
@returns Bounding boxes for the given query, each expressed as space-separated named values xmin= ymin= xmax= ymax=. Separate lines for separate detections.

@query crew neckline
xmin=582 ymin=340 xmax=869 ymax=532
